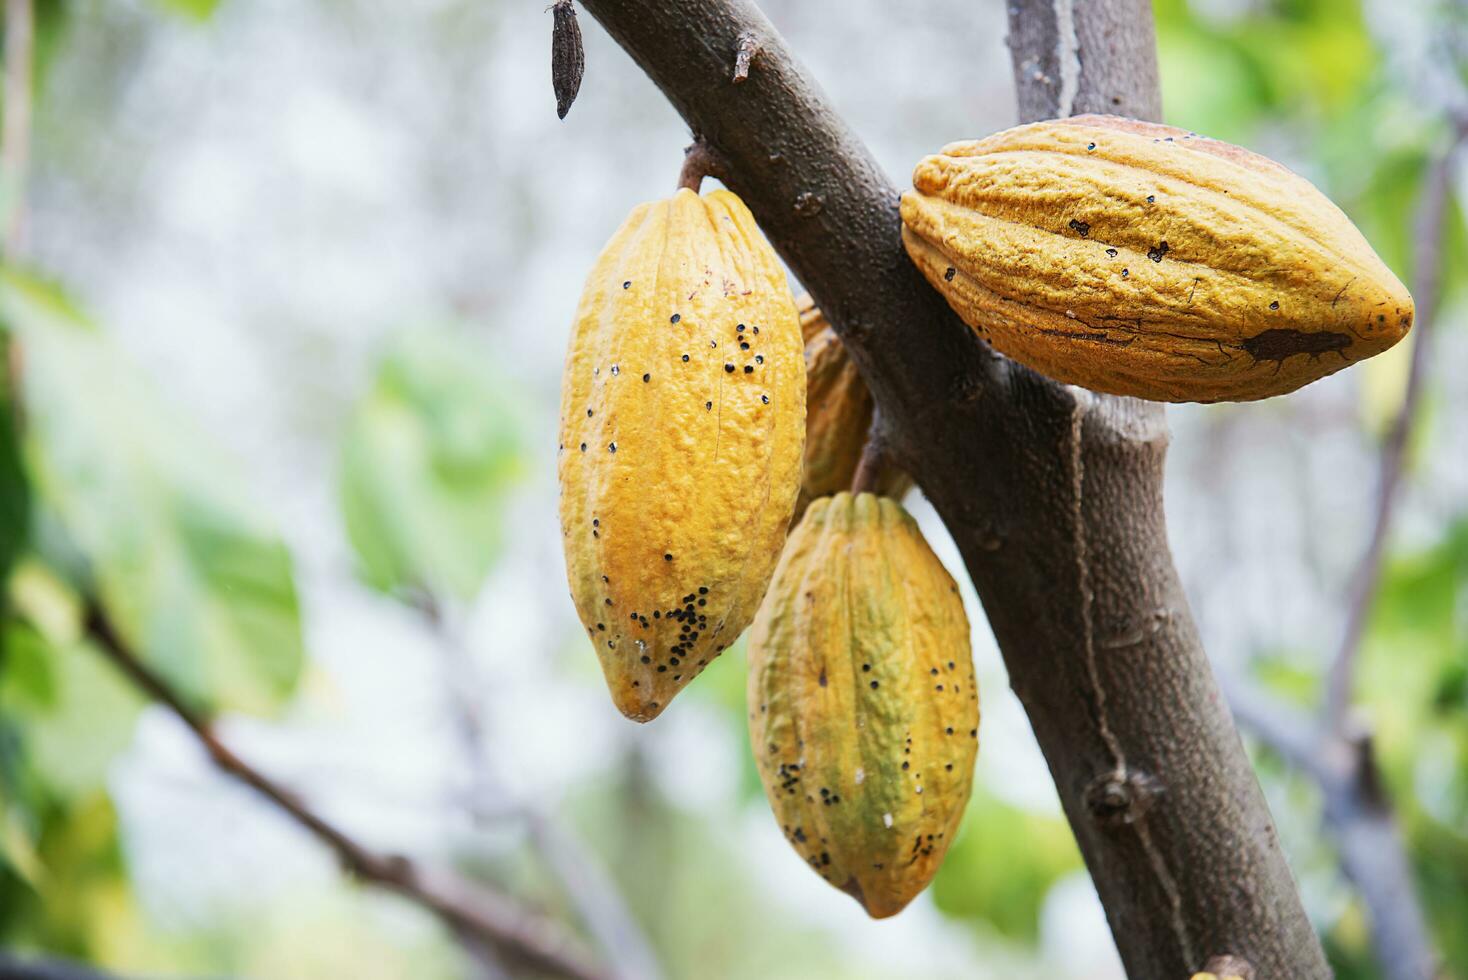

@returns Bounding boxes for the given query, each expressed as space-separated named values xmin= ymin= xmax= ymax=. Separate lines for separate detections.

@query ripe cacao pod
xmin=748 ymin=492 xmax=978 ymax=918
xmin=900 ymin=114 xmax=1413 ymax=403
xmin=559 ymin=188 xmax=806 ymax=722
xmin=793 ymin=296 xmax=912 ymax=525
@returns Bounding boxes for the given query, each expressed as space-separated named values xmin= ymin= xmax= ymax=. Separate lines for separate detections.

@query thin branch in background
xmin=1326 ymin=121 xmax=1468 ymax=733
xmin=1230 ymin=125 xmax=1467 ymax=980
xmin=412 ymin=589 xmax=664 ymax=980
xmin=81 ymin=602 xmax=608 ymax=980
xmin=1 ymin=0 xmax=33 ymax=258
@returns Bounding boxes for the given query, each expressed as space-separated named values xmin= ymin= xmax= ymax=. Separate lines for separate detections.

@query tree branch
xmin=1325 ymin=123 xmax=1468 ymax=732
xmin=1229 ymin=123 xmax=1465 ymax=980
xmin=81 ymin=603 xmax=608 ymax=980
xmin=573 ymin=1 xmax=1326 ymax=975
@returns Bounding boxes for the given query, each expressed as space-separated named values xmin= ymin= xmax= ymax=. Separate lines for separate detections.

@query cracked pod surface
xmin=793 ymin=297 xmax=911 ymax=526
xmin=559 ymin=188 xmax=805 ymax=722
xmin=900 ymin=114 xmax=1414 ymax=402
xmin=748 ymin=492 xmax=978 ymax=918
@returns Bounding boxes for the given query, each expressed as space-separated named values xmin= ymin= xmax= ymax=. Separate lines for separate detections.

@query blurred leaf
xmin=930 ymin=786 xmax=1082 ymax=941
xmin=3 ymin=792 xmax=135 ymax=959
xmin=148 ymin=0 xmax=222 ymax=21
xmin=1 ymin=620 xmax=55 ymax=710
xmin=0 ymin=344 xmax=27 ymax=587
xmin=0 ymin=269 xmax=303 ymax=715
xmin=340 ymin=327 xmax=525 ymax=601
xmin=2 ymin=631 xmax=142 ymax=804
xmin=0 ymin=803 xmax=44 ymax=890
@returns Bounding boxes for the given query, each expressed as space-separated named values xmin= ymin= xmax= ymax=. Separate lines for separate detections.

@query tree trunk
xmin=574 ymin=0 xmax=1332 ymax=975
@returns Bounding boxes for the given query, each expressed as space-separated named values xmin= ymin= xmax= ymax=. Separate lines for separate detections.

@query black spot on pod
xmin=1147 ymin=241 xmax=1170 ymax=263
xmin=1269 ymin=300 xmax=1280 ymax=311
xmin=944 ymin=267 xmax=956 ymax=282
xmin=551 ymin=1 xmax=584 ymax=120
xmin=670 ymin=314 xmax=681 ymax=324
xmin=1068 ymin=218 xmax=1090 ymax=238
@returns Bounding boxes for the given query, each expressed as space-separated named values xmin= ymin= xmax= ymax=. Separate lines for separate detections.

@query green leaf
xmin=930 ymin=785 xmax=1083 ymax=941
xmin=0 ymin=340 xmax=28 ymax=584
xmin=147 ymin=0 xmax=223 ymax=21
xmin=0 ymin=623 xmax=141 ymax=805
xmin=0 ymin=269 xmax=303 ymax=715
xmin=340 ymin=327 xmax=525 ymax=600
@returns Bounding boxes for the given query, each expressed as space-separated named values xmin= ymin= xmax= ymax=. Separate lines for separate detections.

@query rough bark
xmin=575 ymin=1 xmax=1332 ymax=976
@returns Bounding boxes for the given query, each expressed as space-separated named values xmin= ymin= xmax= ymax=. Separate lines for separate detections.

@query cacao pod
xmin=900 ymin=114 xmax=1413 ymax=403
xmin=748 ymin=492 xmax=978 ymax=918
xmin=559 ymin=188 xmax=806 ymax=723
xmin=793 ymin=296 xmax=912 ymax=525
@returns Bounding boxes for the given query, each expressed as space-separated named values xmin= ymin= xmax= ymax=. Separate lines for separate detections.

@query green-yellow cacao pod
xmin=748 ymin=492 xmax=978 ymax=918
xmin=900 ymin=114 xmax=1413 ymax=403
xmin=793 ymin=297 xmax=912 ymax=526
xmin=559 ymin=188 xmax=806 ymax=722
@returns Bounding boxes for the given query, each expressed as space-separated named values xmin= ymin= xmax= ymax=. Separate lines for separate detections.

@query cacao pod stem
xmin=849 ymin=409 xmax=895 ymax=495
xmin=677 ymin=139 xmax=722 ymax=192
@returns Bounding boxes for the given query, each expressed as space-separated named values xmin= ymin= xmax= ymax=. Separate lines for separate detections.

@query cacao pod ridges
xmin=559 ymin=188 xmax=806 ymax=722
xmin=901 ymin=114 xmax=1413 ymax=403
xmin=748 ymin=492 xmax=978 ymax=917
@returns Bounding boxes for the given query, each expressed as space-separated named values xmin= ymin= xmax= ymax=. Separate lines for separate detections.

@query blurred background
xmin=0 ymin=0 xmax=1464 ymax=977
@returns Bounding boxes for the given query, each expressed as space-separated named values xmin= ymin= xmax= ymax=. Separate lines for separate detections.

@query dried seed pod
xmin=559 ymin=188 xmax=806 ymax=722
xmin=748 ymin=492 xmax=978 ymax=918
xmin=900 ymin=115 xmax=1414 ymax=402
xmin=551 ymin=0 xmax=584 ymax=120
xmin=793 ymin=296 xmax=911 ymax=525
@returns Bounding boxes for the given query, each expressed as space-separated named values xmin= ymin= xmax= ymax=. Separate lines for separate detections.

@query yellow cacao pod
xmin=793 ymin=297 xmax=912 ymax=525
xmin=900 ymin=114 xmax=1413 ymax=403
xmin=748 ymin=492 xmax=978 ymax=918
xmin=559 ymin=189 xmax=806 ymax=722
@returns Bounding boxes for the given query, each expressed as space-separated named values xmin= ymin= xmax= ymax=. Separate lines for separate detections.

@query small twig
xmin=676 ymin=140 xmax=721 ymax=192
xmin=413 ymin=589 xmax=663 ymax=980
xmin=2 ymin=0 xmax=34 ymax=257
xmin=1325 ymin=126 xmax=1468 ymax=733
xmin=732 ymin=33 xmax=758 ymax=84
xmin=551 ymin=0 xmax=585 ymax=120
xmin=81 ymin=603 xmax=607 ymax=980
xmin=1227 ymin=678 xmax=1440 ymax=980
